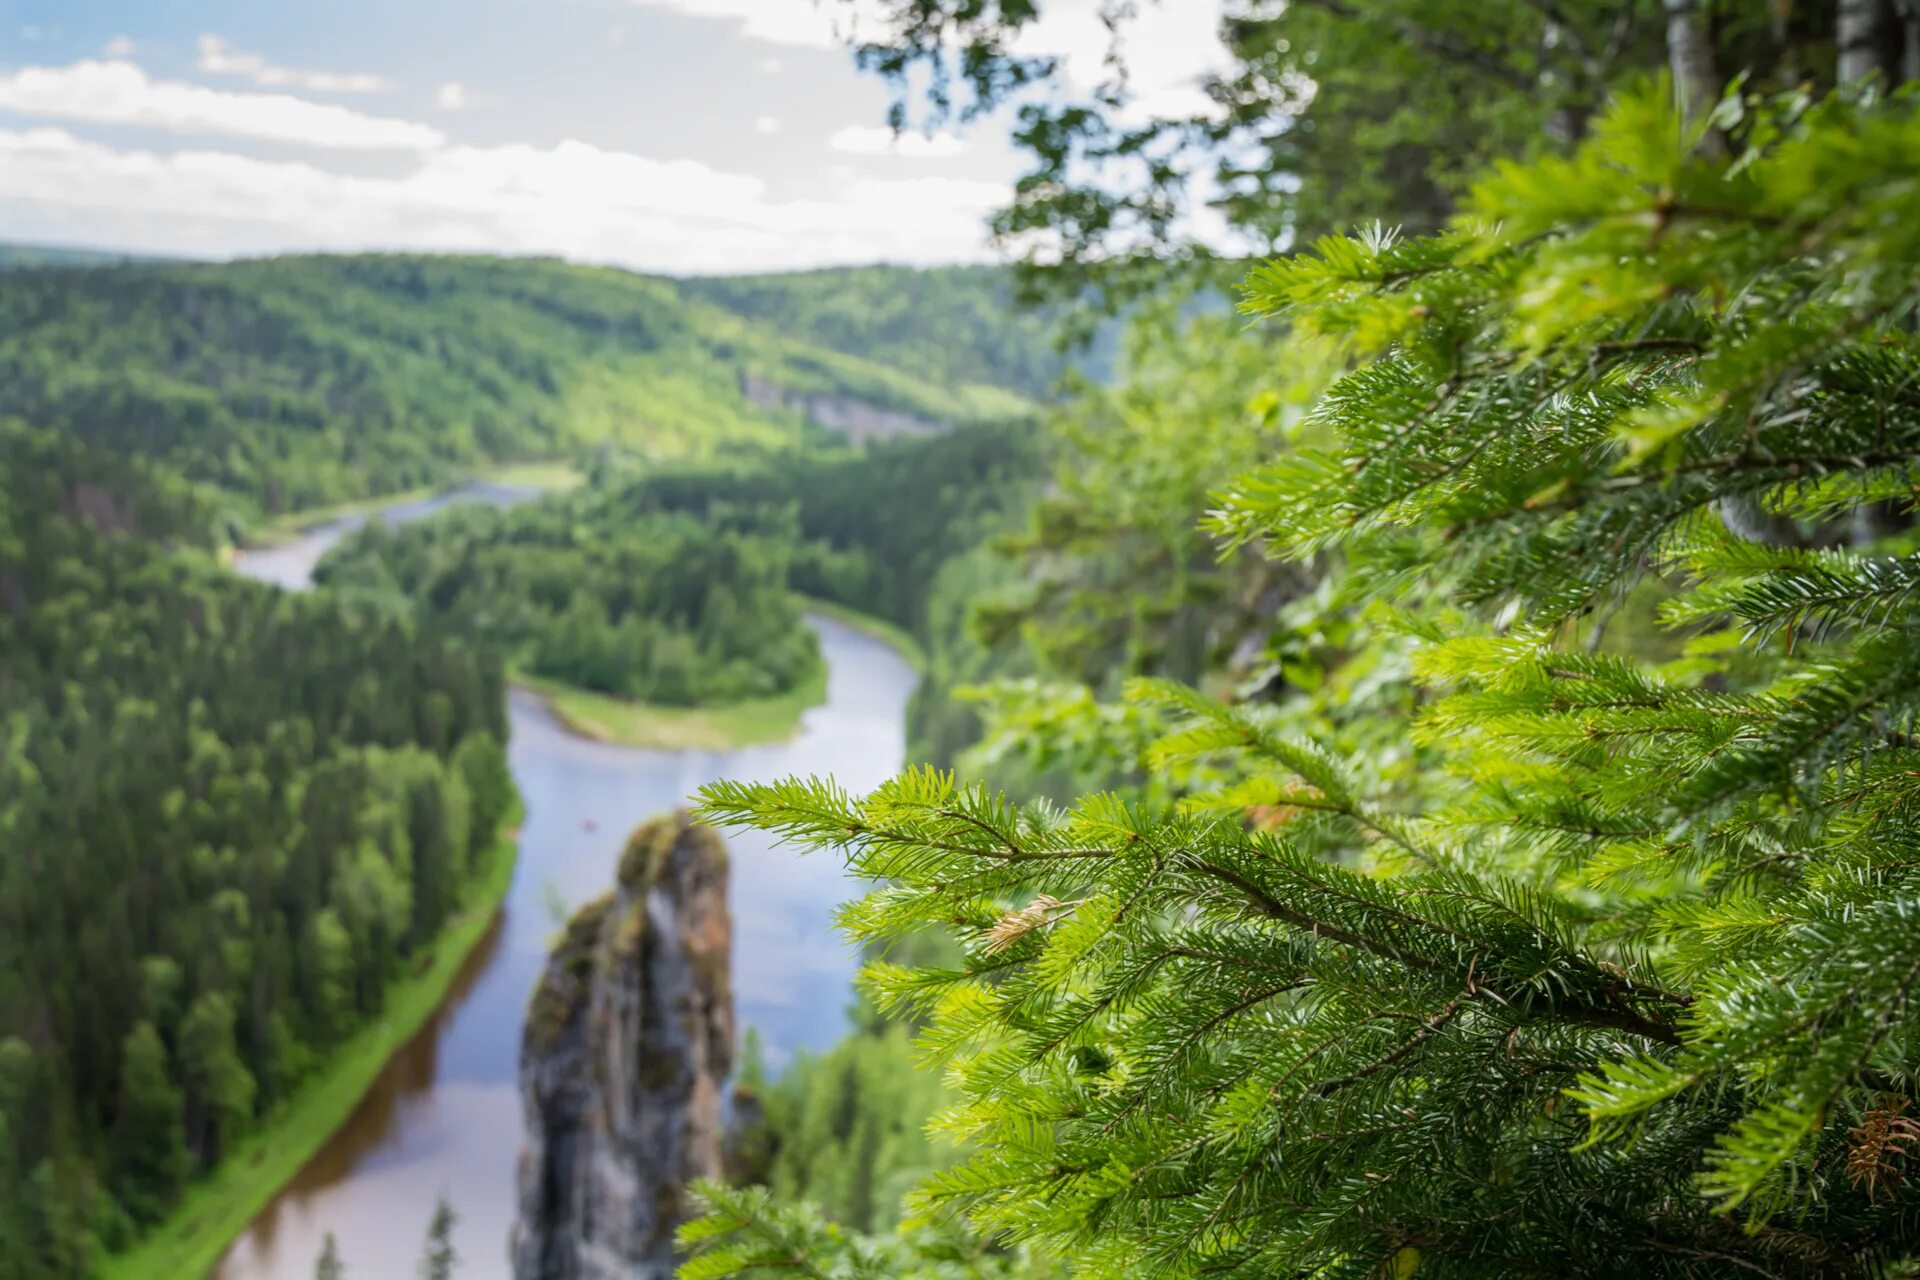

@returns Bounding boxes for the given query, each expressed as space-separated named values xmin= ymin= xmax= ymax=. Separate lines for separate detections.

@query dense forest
xmin=0 ymin=255 xmax=1037 ymax=515
xmin=0 ymin=245 xmax=160 ymax=271
xmin=0 ymin=424 xmax=513 ymax=1277
xmin=316 ymin=495 xmax=822 ymax=707
xmin=610 ymin=420 xmax=1042 ymax=766
xmin=600 ymin=419 xmax=1041 ymax=633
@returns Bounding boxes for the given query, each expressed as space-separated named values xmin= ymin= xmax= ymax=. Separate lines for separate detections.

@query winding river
xmin=217 ymin=486 xmax=919 ymax=1279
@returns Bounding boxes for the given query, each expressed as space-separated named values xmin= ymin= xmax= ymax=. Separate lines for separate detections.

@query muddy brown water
xmin=218 ymin=488 xmax=917 ymax=1278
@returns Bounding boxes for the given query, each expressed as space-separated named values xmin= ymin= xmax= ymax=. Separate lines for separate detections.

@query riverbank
xmin=793 ymin=595 xmax=926 ymax=672
xmin=244 ymin=459 xmax=582 ymax=546
xmin=100 ymin=800 xmax=526 ymax=1280
xmin=513 ymin=662 xmax=829 ymax=751
xmin=513 ymin=599 xmax=923 ymax=751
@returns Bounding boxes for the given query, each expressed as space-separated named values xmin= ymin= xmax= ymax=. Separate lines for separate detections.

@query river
xmin=217 ymin=485 xmax=919 ymax=1279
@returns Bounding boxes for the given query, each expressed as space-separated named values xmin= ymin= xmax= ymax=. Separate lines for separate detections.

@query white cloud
xmin=624 ymin=0 xmax=883 ymax=50
xmin=835 ymin=173 xmax=1008 ymax=215
xmin=103 ymin=36 xmax=137 ymax=58
xmin=756 ymin=56 xmax=785 ymax=74
xmin=628 ymin=0 xmax=1227 ymax=120
xmin=436 ymin=82 xmax=469 ymax=111
xmin=754 ymin=115 xmax=781 ymax=134
xmin=996 ymin=0 xmax=1229 ymax=122
xmin=828 ymin=125 xmax=967 ymax=158
xmin=0 ymin=126 xmax=1004 ymax=272
xmin=197 ymin=35 xmax=391 ymax=94
xmin=0 ymin=60 xmax=444 ymax=151
xmin=414 ymin=137 xmax=770 ymax=222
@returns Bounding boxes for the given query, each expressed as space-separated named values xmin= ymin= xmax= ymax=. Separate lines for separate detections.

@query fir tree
xmin=113 ymin=1023 xmax=187 ymax=1225
xmin=176 ymin=993 xmax=255 ymax=1164
xmin=688 ymin=81 xmax=1920 ymax=1280
xmin=678 ymin=1185 xmax=1049 ymax=1280
xmin=314 ymin=1232 xmax=344 ymax=1280
xmin=419 ymin=1196 xmax=457 ymax=1280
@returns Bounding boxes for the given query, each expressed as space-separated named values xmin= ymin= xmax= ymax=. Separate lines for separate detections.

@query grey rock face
xmin=740 ymin=372 xmax=945 ymax=444
xmin=512 ymin=812 xmax=733 ymax=1280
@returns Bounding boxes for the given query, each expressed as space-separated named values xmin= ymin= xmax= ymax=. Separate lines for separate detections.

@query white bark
xmin=1839 ymin=0 xmax=1904 ymax=87
xmin=1662 ymin=0 xmax=1720 ymax=131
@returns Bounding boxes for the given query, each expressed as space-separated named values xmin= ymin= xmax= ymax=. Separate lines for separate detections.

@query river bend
xmin=216 ymin=486 xmax=916 ymax=1279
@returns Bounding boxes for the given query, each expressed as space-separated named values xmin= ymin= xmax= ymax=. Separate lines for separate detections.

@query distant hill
xmin=0 ymin=254 xmax=1040 ymax=515
xmin=676 ymin=264 xmax=1078 ymax=402
xmin=0 ymin=241 xmax=175 ymax=270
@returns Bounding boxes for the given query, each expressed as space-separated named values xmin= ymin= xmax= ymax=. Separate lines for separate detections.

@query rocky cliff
xmin=740 ymin=372 xmax=945 ymax=444
xmin=512 ymin=811 xmax=733 ymax=1280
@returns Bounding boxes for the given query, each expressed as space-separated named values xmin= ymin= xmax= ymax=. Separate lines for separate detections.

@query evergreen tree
xmin=36 ymin=1155 xmax=99 ymax=1279
xmin=419 ymin=1196 xmax=457 ymax=1280
xmin=314 ymin=1230 xmax=344 ymax=1280
xmin=113 ymin=1023 xmax=187 ymax=1225
xmin=688 ymin=72 xmax=1920 ymax=1280
xmin=176 ymin=993 xmax=255 ymax=1164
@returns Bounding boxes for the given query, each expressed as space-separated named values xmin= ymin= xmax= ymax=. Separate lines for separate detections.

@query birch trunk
xmin=1662 ymin=0 xmax=1720 ymax=133
xmin=1839 ymin=0 xmax=1904 ymax=88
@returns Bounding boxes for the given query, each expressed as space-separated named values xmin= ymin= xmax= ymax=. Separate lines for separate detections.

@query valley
xmin=0 ymin=254 xmax=1041 ymax=1279
xmin=8 ymin=6 xmax=1920 ymax=1279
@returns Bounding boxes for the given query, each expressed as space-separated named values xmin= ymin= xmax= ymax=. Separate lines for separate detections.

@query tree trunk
xmin=1666 ymin=3 xmax=1796 ymax=545
xmin=1904 ymin=0 xmax=1920 ymax=82
xmin=1841 ymin=0 xmax=1912 ymax=543
xmin=1839 ymin=0 xmax=1906 ymax=87
xmin=1663 ymin=0 xmax=1722 ymax=134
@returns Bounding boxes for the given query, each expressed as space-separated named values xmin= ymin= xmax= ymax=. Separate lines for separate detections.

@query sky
xmin=0 ymin=0 xmax=1227 ymax=273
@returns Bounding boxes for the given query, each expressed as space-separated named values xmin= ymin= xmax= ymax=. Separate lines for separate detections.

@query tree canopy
xmin=318 ymin=492 xmax=823 ymax=708
xmin=845 ymin=0 xmax=1872 ymax=295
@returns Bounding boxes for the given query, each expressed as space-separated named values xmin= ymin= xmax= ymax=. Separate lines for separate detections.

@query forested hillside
xmin=0 ymin=424 xmax=514 ymax=1277
xmin=677 ymin=266 xmax=1087 ymax=401
xmin=0 ymin=244 xmax=162 ymax=271
xmin=0 ymin=255 xmax=1034 ymax=517
xmin=604 ymin=422 xmax=1046 ymax=763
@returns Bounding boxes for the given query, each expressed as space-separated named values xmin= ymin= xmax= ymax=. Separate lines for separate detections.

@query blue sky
xmin=0 ymin=0 xmax=1225 ymax=272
